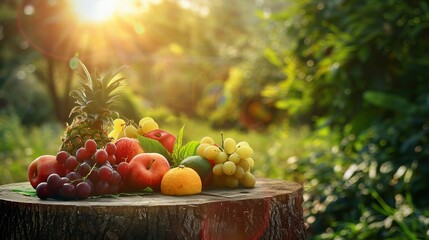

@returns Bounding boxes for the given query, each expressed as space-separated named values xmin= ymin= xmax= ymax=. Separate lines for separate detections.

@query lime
xmin=180 ymin=155 xmax=212 ymax=181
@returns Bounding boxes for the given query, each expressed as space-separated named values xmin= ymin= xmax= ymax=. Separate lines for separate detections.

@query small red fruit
xmin=116 ymin=162 xmax=130 ymax=178
xmin=95 ymin=149 xmax=109 ymax=164
xmin=105 ymin=142 xmax=116 ymax=156
xmin=115 ymin=137 xmax=144 ymax=163
xmin=85 ymin=139 xmax=97 ymax=155
xmin=76 ymin=147 xmax=91 ymax=162
xmin=56 ymin=151 xmax=70 ymax=165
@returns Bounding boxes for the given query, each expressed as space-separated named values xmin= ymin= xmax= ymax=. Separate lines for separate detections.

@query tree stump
xmin=0 ymin=178 xmax=306 ymax=240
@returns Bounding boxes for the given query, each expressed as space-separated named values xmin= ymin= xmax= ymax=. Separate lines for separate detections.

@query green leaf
xmin=263 ymin=48 xmax=282 ymax=67
xmin=13 ymin=187 xmax=37 ymax=197
xmin=172 ymin=125 xmax=185 ymax=165
xmin=176 ymin=141 xmax=200 ymax=166
xmin=363 ymin=91 xmax=414 ymax=112
xmin=137 ymin=135 xmax=173 ymax=165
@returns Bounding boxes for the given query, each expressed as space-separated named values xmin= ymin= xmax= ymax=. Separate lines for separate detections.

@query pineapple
xmin=60 ymin=57 xmax=126 ymax=155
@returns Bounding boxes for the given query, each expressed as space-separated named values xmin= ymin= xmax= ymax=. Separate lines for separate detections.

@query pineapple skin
xmin=60 ymin=119 xmax=112 ymax=155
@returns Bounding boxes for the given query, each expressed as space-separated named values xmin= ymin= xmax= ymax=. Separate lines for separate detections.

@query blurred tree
xmin=262 ymin=0 xmax=429 ymax=238
xmin=2 ymin=0 xmax=285 ymax=129
xmin=263 ymin=0 xmax=429 ymax=132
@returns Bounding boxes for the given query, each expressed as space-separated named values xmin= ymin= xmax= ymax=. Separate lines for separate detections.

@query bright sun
xmin=70 ymin=0 xmax=119 ymax=23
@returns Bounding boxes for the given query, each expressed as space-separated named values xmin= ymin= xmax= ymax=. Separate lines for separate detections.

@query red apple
xmin=115 ymin=137 xmax=144 ymax=163
xmin=144 ymin=129 xmax=176 ymax=154
xmin=127 ymin=153 xmax=171 ymax=190
xmin=28 ymin=155 xmax=67 ymax=189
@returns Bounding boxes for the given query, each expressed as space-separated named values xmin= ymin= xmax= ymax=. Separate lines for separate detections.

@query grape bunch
xmin=36 ymin=139 xmax=131 ymax=200
xmin=197 ymin=136 xmax=256 ymax=189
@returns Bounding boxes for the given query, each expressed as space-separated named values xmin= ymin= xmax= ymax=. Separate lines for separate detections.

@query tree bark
xmin=0 ymin=178 xmax=306 ymax=240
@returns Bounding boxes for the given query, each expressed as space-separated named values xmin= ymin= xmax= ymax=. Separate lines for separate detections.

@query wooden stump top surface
xmin=0 ymin=178 xmax=301 ymax=206
xmin=0 ymin=178 xmax=307 ymax=239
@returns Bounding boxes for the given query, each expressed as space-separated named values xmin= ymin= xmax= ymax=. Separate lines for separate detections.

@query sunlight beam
xmin=70 ymin=0 xmax=119 ymax=23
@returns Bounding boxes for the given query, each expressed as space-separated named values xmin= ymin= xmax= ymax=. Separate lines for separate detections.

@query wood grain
xmin=0 ymin=178 xmax=306 ymax=240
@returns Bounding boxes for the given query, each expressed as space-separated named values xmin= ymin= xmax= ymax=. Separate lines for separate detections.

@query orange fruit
xmin=161 ymin=165 xmax=202 ymax=196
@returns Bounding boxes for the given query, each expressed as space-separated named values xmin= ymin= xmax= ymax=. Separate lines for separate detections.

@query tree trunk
xmin=0 ymin=178 xmax=306 ymax=240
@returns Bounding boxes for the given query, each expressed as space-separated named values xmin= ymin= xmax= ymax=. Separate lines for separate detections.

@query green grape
xmin=227 ymin=152 xmax=240 ymax=164
xmin=223 ymin=138 xmax=237 ymax=155
xmin=234 ymin=166 xmax=245 ymax=179
xmin=138 ymin=117 xmax=155 ymax=127
xmin=236 ymin=145 xmax=253 ymax=159
xmin=200 ymin=136 xmax=215 ymax=145
xmin=246 ymin=157 xmax=255 ymax=168
xmin=140 ymin=120 xmax=159 ymax=134
xmin=212 ymin=164 xmax=224 ymax=176
xmin=238 ymin=158 xmax=250 ymax=172
xmin=215 ymin=151 xmax=228 ymax=164
xmin=236 ymin=141 xmax=249 ymax=148
xmin=222 ymin=161 xmax=236 ymax=176
xmin=197 ymin=143 xmax=210 ymax=156
xmin=239 ymin=172 xmax=256 ymax=188
xmin=204 ymin=145 xmax=221 ymax=159
xmin=224 ymin=176 xmax=239 ymax=189
xmin=124 ymin=125 xmax=138 ymax=138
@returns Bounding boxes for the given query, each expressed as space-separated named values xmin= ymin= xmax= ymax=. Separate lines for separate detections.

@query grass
xmin=0 ymin=114 xmax=63 ymax=185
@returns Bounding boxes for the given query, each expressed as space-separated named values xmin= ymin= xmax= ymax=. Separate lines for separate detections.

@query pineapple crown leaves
xmin=69 ymin=56 xmax=127 ymax=126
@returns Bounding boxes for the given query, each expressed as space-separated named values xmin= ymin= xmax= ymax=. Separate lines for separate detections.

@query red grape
xmin=98 ymin=165 xmax=113 ymax=181
xmin=116 ymin=162 xmax=130 ymax=178
xmin=84 ymin=139 xmax=97 ymax=155
xmin=84 ymin=178 xmax=93 ymax=188
xmin=61 ymin=177 xmax=71 ymax=185
xmin=66 ymin=156 xmax=79 ymax=171
xmin=66 ymin=172 xmax=81 ymax=182
xmin=59 ymin=183 xmax=76 ymax=200
xmin=56 ymin=151 xmax=70 ymax=165
xmin=108 ymin=171 xmax=121 ymax=185
xmin=76 ymin=147 xmax=91 ymax=162
xmin=88 ymin=169 xmax=99 ymax=183
xmin=108 ymin=155 xmax=116 ymax=165
xmin=36 ymin=182 xmax=51 ymax=199
xmin=78 ymin=162 xmax=91 ymax=177
xmin=85 ymin=158 xmax=96 ymax=166
xmin=94 ymin=181 xmax=109 ymax=195
xmin=75 ymin=182 xmax=92 ymax=199
xmin=95 ymin=149 xmax=109 ymax=164
xmin=105 ymin=142 xmax=116 ymax=156
xmin=47 ymin=173 xmax=63 ymax=194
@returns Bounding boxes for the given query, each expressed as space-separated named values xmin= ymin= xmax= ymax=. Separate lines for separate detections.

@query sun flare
xmin=70 ymin=0 xmax=119 ymax=23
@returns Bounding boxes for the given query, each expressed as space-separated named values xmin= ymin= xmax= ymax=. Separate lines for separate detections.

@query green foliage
xmin=0 ymin=68 xmax=54 ymax=125
xmin=262 ymin=0 xmax=429 ymax=239
xmin=265 ymin=0 xmax=429 ymax=129
xmin=0 ymin=113 xmax=62 ymax=185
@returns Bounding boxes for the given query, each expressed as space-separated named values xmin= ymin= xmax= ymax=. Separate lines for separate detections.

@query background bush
xmin=262 ymin=0 xmax=429 ymax=238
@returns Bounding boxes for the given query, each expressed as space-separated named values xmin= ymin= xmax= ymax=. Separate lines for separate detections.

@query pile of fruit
xmin=27 ymin=57 xmax=257 ymax=200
